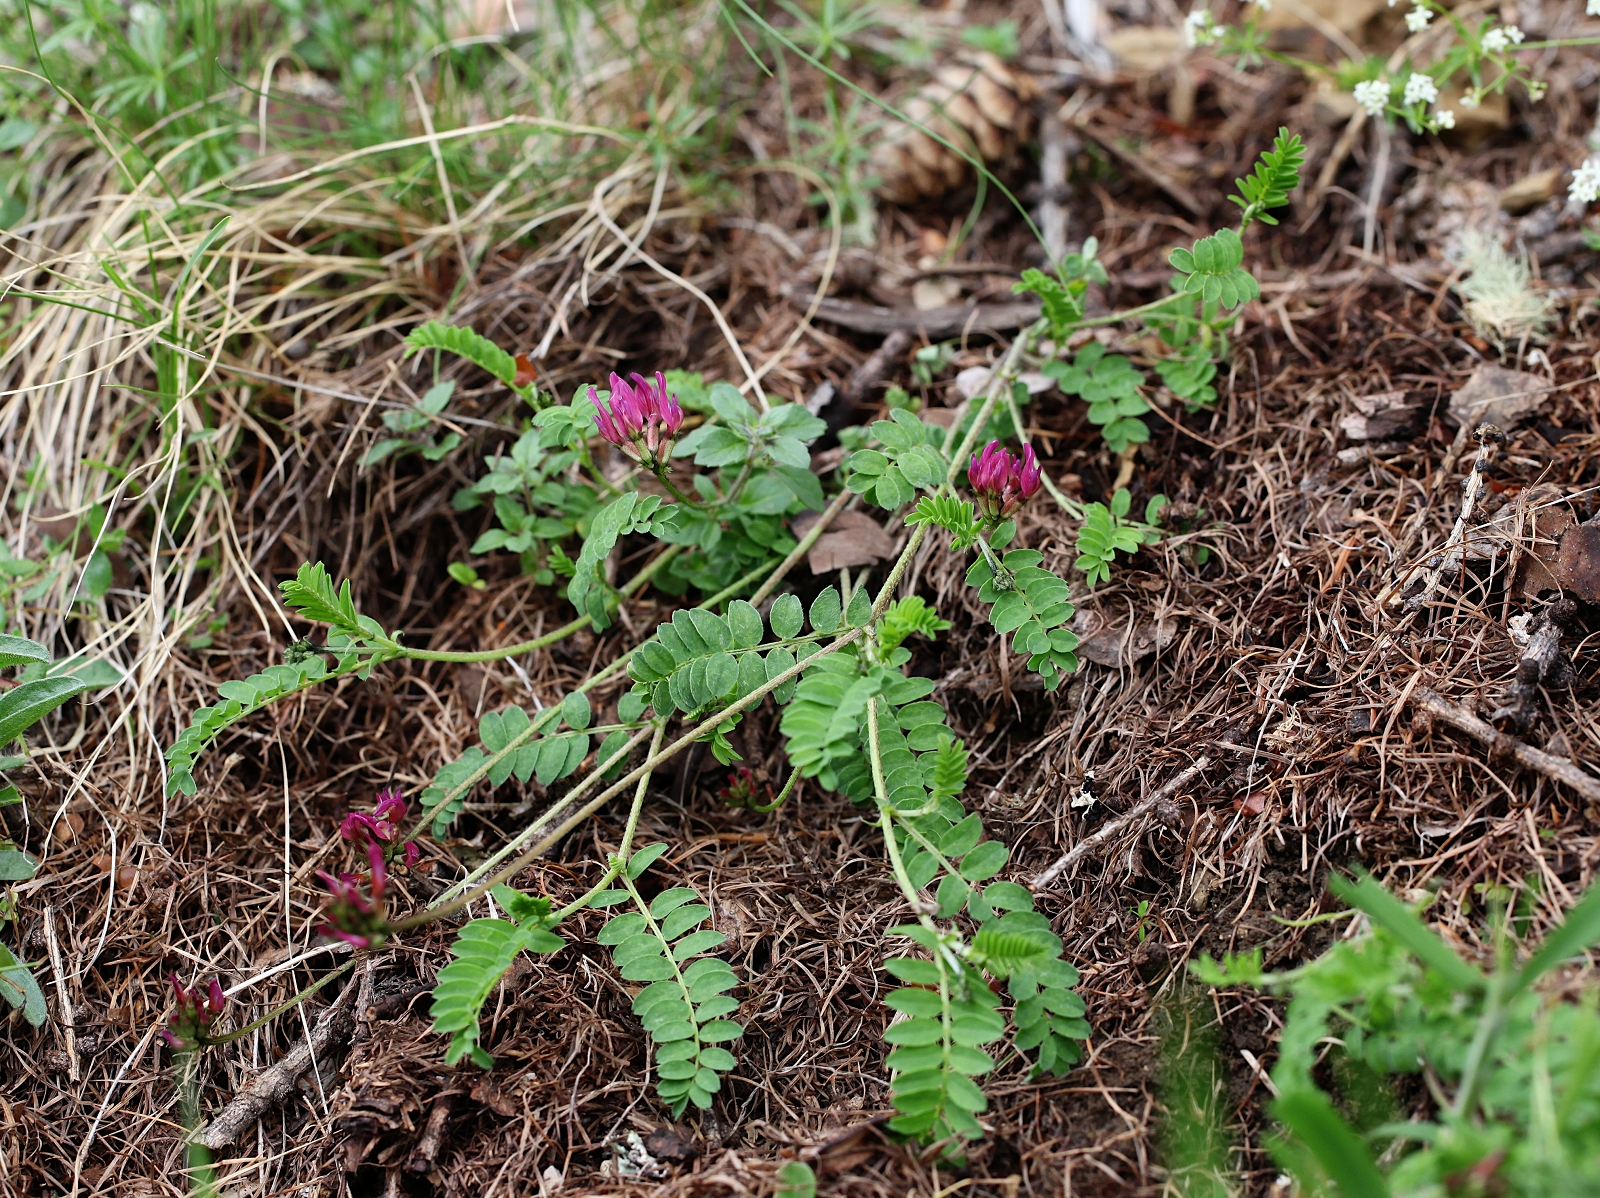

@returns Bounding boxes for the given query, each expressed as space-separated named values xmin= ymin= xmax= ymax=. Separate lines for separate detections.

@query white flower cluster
xmin=1183 ymin=7 xmax=1224 ymax=46
xmin=1590 ymin=0 xmax=1600 ymax=15
xmin=1482 ymin=24 xmax=1525 ymax=52
xmin=1405 ymin=3 xmax=1433 ymax=31
xmin=1572 ymin=158 xmax=1600 ymax=206
xmin=1403 ymin=72 xmax=1439 ymax=107
xmin=1354 ymin=78 xmax=1389 ymax=117
xmin=1460 ymin=89 xmax=1481 ymax=108
xmin=1435 ymin=109 xmax=1456 ymax=130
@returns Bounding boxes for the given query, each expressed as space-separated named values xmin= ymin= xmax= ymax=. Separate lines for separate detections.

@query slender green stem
xmin=175 ymin=1050 xmax=219 ymax=1198
xmin=399 ymin=545 xmax=680 ymax=662
xmin=203 ymin=961 xmax=355 ymax=1046
xmin=1453 ymin=972 xmax=1508 ymax=1120
xmin=404 ymin=724 xmax=656 ymax=921
xmin=548 ymin=721 xmax=665 ymax=922
xmin=866 ymin=697 xmax=933 ymax=921
xmin=1073 ymin=292 xmax=1189 ymax=330
xmin=417 ymin=625 xmax=869 ymax=922
xmin=749 ymin=767 xmax=799 ymax=812
xmin=1002 ymin=370 xmax=1083 ymax=519
xmin=651 ymin=466 xmax=702 ymax=508
xmin=622 ymin=867 xmax=704 ymax=1071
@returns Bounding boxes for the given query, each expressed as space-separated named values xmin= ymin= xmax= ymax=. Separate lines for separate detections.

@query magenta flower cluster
xmin=163 ymin=975 xmax=226 ymax=1049
xmin=317 ymin=841 xmax=390 ymax=950
xmin=340 ymin=787 xmax=419 ymax=869
xmin=967 ymin=441 xmax=1042 ymax=522
xmin=589 ymin=371 xmax=684 ymax=468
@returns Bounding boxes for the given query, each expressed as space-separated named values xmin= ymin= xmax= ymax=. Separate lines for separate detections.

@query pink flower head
xmin=163 ymin=974 xmax=227 ymax=1049
xmin=340 ymin=789 xmax=419 ymax=870
xmin=316 ymin=841 xmax=389 ymax=950
xmin=718 ymin=767 xmax=757 ymax=808
xmin=589 ymin=371 xmax=684 ymax=467
xmin=968 ymin=441 xmax=1042 ymax=521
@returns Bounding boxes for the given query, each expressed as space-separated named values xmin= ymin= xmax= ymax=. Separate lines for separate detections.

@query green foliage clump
xmin=1195 ymin=874 xmax=1600 ymax=1198
xmin=1076 ymin=491 xmax=1167 ymax=586
xmin=1044 ymin=343 xmax=1150 ymax=453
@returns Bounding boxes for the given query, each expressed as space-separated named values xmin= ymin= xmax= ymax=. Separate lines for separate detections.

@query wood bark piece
xmin=407 ymin=1094 xmax=454 ymax=1173
xmin=1411 ymin=687 xmax=1600 ymax=803
xmin=1032 ymin=757 xmax=1212 ymax=889
xmin=1397 ymin=423 xmax=1504 ymax=611
xmin=841 ymin=329 xmax=912 ymax=405
xmin=1490 ymin=601 xmax=1575 ymax=731
xmin=198 ymin=965 xmax=362 ymax=1150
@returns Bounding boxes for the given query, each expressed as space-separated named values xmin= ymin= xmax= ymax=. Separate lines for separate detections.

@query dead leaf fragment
xmin=1555 ymin=521 xmax=1600 ymax=604
xmin=1515 ymin=483 xmax=1576 ymax=598
xmin=1447 ymin=365 xmax=1548 ymax=429
xmin=1072 ymin=610 xmax=1176 ymax=667
xmin=1103 ymin=27 xmax=1185 ymax=74
xmin=1340 ymin=390 xmax=1424 ymax=442
xmin=1260 ymin=0 xmax=1387 ymax=35
xmin=1499 ymin=168 xmax=1561 ymax=215
xmin=792 ymin=509 xmax=896 ymax=574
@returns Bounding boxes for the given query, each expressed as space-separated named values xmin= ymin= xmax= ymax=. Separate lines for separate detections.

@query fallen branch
xmin=198 ymin=962 xmax=364 ymax=1151
xmin=1032 ymin=757 xmax=1213 ymax=890
xmin=1412 ymin=687 xmax=1600 ymax=804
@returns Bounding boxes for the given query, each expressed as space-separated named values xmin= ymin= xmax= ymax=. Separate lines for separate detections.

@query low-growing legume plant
xmin=157 ymin=137 xmax=1305 ymax=1158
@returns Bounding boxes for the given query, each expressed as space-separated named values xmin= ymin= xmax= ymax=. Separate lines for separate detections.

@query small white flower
xmin=1253 ymin=0 xmax=1272 ymax=10
xmin=1590 ymin=0 xmax=1600 ymax=15
xmin=1460 ymin=88 xmax=1481 ymax=108
xmin=1435 ymin=109 xmax=1456 ymax=129
xmin=1354 ymin=79 xmax=1390 ymax=117
xmin=1183 ymin=7 xmax=1222 ymax=45
xmin=1571 ymin=157 xmax=1600 ymax=206
xmin=1482 ymin=25 xmax=1523 ymax=51
xmin=1527 ymin=79 xmax=1548 ymax=101
xmin=1403 ymin=72 xmax=1439 ymax=106
xmin=1405 ymin=4 xmax=1433 ymax=30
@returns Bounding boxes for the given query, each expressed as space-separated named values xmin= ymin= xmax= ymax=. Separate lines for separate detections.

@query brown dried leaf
xmin=793 ymin=510 xmax=896 ymax=575
xmin=1447 ymin=364 xmax=1549 ymax=429
xmin=1555 ymin=522 xmax=1600 ymax=604
xmin=1516 ymin=484 xmax=1577 ymax=598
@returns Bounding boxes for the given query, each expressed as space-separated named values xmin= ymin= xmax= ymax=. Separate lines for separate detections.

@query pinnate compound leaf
xmin=599 ymin=885 xmax=743 ymax=1118
xmin=403 ymin=320 xmax=519 ymax=388
xmin=431 ymin=915 xmax=566 ymax=1067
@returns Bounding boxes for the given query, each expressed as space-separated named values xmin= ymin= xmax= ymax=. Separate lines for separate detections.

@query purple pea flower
xmin=967 ymin=441 xmax=1042 ymax=522
xmin=317 ymin=841 xmax=390 ymax=950
xmin=589 ymin=371 xmax=684 ymax=468
xmin=340 ymin=788 xmax=421 ymax=870
xmin=163 ymin=974 xmax=227 ymax=1049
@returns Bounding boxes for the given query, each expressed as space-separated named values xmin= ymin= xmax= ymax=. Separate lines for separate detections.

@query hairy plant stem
xmin=419 ymin=626 xmax=868 ymax=922
xmin=1453 ymin=971 xmax=1509 ymax=1121
xmin=396 ymin=557 xmax=783 ymax=850
xmin=398 ymin=544 xmax=680 ymax=663
xmin=175 ymin=1049 xmax=219 ymax=1198
xmin=548 ymin=722 xmax=664 ymax=923
xmin=866 ymin=695 xmax=962 ymax=1109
